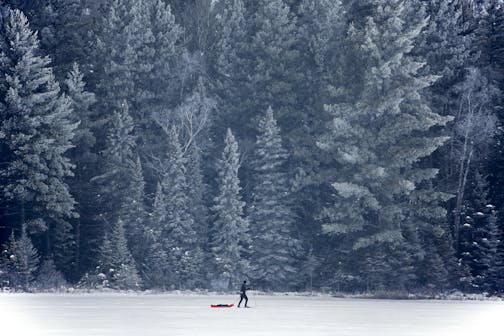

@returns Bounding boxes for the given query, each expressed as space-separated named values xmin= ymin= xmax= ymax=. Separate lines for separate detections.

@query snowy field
xmin=1 ymin=293 xmax=503 ymax=336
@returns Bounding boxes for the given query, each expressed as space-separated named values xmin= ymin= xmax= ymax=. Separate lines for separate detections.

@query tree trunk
xmin=454 ymin=145 xmax=474 ymax=252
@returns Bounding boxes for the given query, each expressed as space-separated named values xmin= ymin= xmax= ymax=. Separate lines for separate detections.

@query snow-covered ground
xmin=1 ymin=293 xmax=503 ymax=336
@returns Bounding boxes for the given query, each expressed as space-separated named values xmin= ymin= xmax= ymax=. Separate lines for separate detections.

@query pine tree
xmin=318 ymin=0 xmax=452 ymax=291
xmin=411 ymin=1 xmax=471 ymax=218
xmin=30 ymin=0 xmax=89 ymax=79
xmin=249 ymin=107 xmax=301 ymax=290
xmin=210 ymin=129 xmax=249 ymax=289
xmin=0 ymin=8 xmax=77 ymax=275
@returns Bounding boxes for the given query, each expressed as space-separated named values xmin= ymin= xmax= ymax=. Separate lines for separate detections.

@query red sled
xmin=211 ymin=304 xmax=234 ymax=308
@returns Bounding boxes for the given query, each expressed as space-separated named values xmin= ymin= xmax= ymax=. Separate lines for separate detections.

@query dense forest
xmin=1 ymin=0 xmax=504 ymax=294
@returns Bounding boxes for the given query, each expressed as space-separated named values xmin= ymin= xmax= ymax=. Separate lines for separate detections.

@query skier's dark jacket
xmin=240 ymin=283 xmax=249 ymax=295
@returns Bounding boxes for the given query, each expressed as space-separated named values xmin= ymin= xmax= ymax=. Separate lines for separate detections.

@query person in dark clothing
xmin=238 ymin=280 xmax=250 ymax=308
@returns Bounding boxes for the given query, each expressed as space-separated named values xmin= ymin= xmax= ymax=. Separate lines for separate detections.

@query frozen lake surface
xmin=1 ymin=293 xmax=503 ymax=335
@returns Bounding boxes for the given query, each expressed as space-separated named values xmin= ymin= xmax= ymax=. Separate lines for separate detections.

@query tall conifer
xmin=319 ymin=0 xmax=452 ymax=290
xmin=249 ymin=107 xmax=301 ymax=290
xmin=65 ymin=62 xmax=97 ymax=276
xmin=158 ymin=127 xmax=203 ymax=288
xmin=210 ymin=129 xmax=249 ymax=288
xmin=0 ymin=8 xmax=77 ymax=276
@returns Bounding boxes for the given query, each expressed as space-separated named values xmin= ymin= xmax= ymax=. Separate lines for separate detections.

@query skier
xmin=237 ymin=280 xmax=250 ymax=308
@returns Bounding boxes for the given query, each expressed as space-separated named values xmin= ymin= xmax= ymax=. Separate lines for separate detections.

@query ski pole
xmin=253 ymin=286 xmax=257 ymax=307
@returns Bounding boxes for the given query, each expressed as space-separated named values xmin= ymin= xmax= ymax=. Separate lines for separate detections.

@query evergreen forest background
xmin=1 ymin=0 xmax=504 ymax=295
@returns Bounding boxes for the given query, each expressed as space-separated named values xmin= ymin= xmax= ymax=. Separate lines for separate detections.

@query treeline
xmin=1 ymin=0 xmax=504 ymax=294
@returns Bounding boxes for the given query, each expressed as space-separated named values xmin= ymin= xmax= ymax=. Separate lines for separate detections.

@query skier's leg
xmin=245 ymin=294 xmax=249 ymax=307
xmin=238 ymin=294 xmax=243 ymax=307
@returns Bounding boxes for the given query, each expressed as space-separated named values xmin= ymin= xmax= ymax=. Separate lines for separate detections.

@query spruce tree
xmin=139 ymin=182 xmax=170 ymax=289
xmin=93 ymin=0 xmax=135 ymax=98
xmin=151 ymin=182 xmax=168 ymax=235
xmin=186 ymin=144 xmax=210 ymax=249
xmin=94 ymin=102 xmax=136 ymax=229
xmin=249 ymin=107 xmax=301 ymax=290
xmin=141 ymin=193 xmax=168 ymax=289
xmin=109 ymin=219 xmax=142 ymax=290
xmin=89 ymin=0 xmax=138 ymax=168
xmin=460 ymin=171 xmax=501 ymax=292
xmin=92 ymin=0 xmax=184 ymax=148
xmin=1 ymin=227 xmax=40 ymax=291
xmin=96 ymin=220 xmax=142 ymax=290
xmin=36 ymin=258 xmax=67 ymax=291
xmin=66 ymin=63 xmax=97 ymax=159
xmin=488 ymin=210 xmax=504 ymax=293
xmin=484 ymin=210 xmax=502 ymax=292
xmin=65 ymin=62 xmax=98 ymax=276
xmin=158 ymin=127 xmax=203 ymax=288
xmin=210 ymin=129 xmax=249 ymax=289
xmin=481 ymin=1 xmax=504 ymax=241
xmin=91 ymin=102 xmax=152 ymax=283
xmin=318 ymin=0 xmax=452 ymax=290
xmin=409 ymin=183 xmax=456 ymax=291
xmin=0 ymin=8 xmax=77 ymax=276
xmin=122 ymin=156 xmax=149 ymax=258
